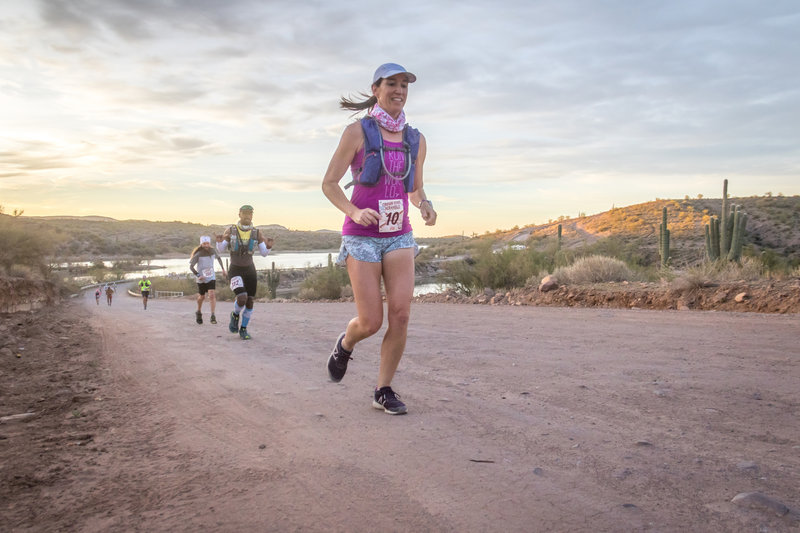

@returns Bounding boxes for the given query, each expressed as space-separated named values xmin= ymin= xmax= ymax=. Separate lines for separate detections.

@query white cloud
xmin=1 ymin=0 xmax=798 ymax=232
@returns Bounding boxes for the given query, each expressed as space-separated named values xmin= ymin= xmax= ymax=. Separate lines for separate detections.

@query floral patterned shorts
xmin=337 ymin=232 xmax=419 ymax=265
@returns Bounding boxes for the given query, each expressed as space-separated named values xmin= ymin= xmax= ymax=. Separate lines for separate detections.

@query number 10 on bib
xmin=378 ymin=199 xmax=404 ymax=233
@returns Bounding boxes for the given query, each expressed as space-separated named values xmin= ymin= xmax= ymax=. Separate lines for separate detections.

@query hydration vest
xmin=346 ymin=117 xmax=419 ymax=192
xmin=230 ymin=226 xmax=259 ymax=256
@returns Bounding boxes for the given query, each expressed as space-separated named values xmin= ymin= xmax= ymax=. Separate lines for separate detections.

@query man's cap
xmin=239 ymin=204 xmax=254 ymax=212
xmin=200 ymin=235 xmax=211 ymax=244
xmin=373 ymin=63 xmax=416 ymax=84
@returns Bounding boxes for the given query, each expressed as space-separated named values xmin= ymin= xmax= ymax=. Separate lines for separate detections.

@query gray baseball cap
xmin=372 ymin=63 xmax=416 ymax=84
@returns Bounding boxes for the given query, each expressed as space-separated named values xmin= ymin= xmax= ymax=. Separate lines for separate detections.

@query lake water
xmin=126 ymin=251 xmax=338 ymax=278
xmin=71 ymin=251 xmax=448 ymax=295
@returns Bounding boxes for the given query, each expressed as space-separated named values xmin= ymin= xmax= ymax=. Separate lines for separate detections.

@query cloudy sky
xmin=2 ymin=0 xmax=798 ymax=237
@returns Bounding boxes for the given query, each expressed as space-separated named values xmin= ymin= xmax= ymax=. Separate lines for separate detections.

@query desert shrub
xmin=442 ymin=243 xmax=554 ymax=295
xmin=440 ymin=257 xmax=479 ymax=295
xmin=524 ymin=270 xmax=551 ymax=289
xmin=552 ymin=255 xmax=638 ymax=284
xmin=87 ymin=267 xmax=119 ymax=284
xmin=298 ymin=255 xmax=350 ymax=300
xmin=143 ymin=276 xmax=198 ymax=294
xmin=676 ymin=257 xmax=764 ymax=289
xmin=581 ymin=236 xmax=649 ymax=266
xmin=0 ymin=216 xmax=51 ymax=276
xmin=53 ymin=274 xmax=84 ymax=295
xmin=757 ymin=249 xmax=800 ymax=278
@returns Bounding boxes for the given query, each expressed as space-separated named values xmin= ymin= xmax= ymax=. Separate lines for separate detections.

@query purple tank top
xmin=342 ymin=139 xmax=412 ymax=238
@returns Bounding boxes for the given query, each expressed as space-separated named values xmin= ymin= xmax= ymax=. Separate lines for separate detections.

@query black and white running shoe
xmin=373 ymin=386 xmax=407 ymax=415
xmin=327 ymin=332 xmax=352 ymax=382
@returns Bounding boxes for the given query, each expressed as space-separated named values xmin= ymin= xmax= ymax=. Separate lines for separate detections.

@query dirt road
xmin=3 ymin=290 xmax=799 ymax=532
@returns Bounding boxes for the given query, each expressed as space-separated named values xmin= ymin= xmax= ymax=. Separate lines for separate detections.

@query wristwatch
xmin=419 ymin=199 xmax=433 ymax=209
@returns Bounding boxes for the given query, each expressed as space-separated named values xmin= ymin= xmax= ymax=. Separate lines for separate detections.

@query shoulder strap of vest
xmin=248 ymin=228 xmax=258 ymax=251
xmin=403 ymin=125 xmax=420 ymax=193
xmin=230 ymin=225 xmax=241 ymax=252
xmin=361 ymin=117 xmax=382 ymax=153
xmin=344 ymin=118 xmax=383 ymax=189
xmin=403 ymin=125 xmax=420 ymax=163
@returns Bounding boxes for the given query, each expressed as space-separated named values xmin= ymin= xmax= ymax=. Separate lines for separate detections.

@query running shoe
xmin=373 ymin=386 xmax=407 ymax=415
xmin=196 ymin=311 xmax=203 ymax=324
xmin=327 ymin=332 xmax=352 ymax=382
xmin=229 ymin=312 xmax=240 ymax=333
xmin=239 ymin=327 xmax=251 ymax=340
xmin=210 ymin=314 xmax=217 ymax=324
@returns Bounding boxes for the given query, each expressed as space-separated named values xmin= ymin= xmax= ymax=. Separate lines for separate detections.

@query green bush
xmin=298 ymin=254 xmax=350 ymax=300
xmin=675 ymin=257 xmax=764 ymax=289
xmin=757 ymin=249 xmax=800 ymax=277
xmin=142 ymin=276 xmax=198 ymax=294
xmin=552 ymin=255 xmax=638 ymax=284
xmin=0 ymin=216 xmax=51 ymax=276
xmin=580 ymin=236 xmax=649 ymax=266
xmin=442 ymin=243 xmax=554 ymax=295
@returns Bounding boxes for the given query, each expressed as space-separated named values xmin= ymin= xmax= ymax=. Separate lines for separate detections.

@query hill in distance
xmin=495 ymin=195 xmax=800 ymax=265
xmin=7 ymin=193 xmax=798 ymax=265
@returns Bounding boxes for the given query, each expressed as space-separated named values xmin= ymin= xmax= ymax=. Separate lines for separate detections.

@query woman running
xmin=189 ymin=236 xmax=226 ymax=324
xmin=321 ymin=63 xmax=437 ymax=415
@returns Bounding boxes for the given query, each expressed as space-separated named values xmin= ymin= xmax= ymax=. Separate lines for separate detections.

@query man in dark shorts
xmin=215 ymin=205 xmax=274 ymax=340
xmin=138 ymin=275 xmax=151 ymax=310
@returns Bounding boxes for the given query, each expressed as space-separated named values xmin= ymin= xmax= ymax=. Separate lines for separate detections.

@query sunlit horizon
xmin=3 ymin=1 xmax=799 ymax=238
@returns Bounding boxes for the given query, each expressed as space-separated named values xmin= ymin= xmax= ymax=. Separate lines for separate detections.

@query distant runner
xmin=216 ymin=205 xmax=274 ymax=340
xmin=190 ymin=236 xmax=226 ymax=325
xmin=138 ymin=275 xmax=151 ymax=310
xmin=105 ymin=284 xmax=115 ymax=306
xmin=94 ymin=287 xmax=101 ymax=306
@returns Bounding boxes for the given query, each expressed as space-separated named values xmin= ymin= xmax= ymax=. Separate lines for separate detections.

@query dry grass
xmin=552 ymin=255 xmax=639 ymax=284
xmin=672 ymin=257 xmax=764 ymax=290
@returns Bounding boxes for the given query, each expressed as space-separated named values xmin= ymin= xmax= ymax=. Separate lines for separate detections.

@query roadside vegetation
xmin=3 ymin=191 xmax=799 ymax=301
xmin=436 ymin=193 xmax=800 ymax=296
xmin=8 ymin=216 xmax=346 ymax=259
xmin=298 ymin=254 xmax=351 ymax=300
xmin=133 ymin=275 xmax=271 ymax=301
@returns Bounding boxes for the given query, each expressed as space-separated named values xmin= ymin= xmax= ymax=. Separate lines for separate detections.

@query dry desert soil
xmin=2 ymin=287 xmax=799 ymax=532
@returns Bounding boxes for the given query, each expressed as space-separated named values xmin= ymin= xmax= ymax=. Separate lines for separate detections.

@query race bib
xmin=230 ymin=276 xmax=244 ymax=291
xmin=378 ymin=199 xmax=404 ymax=233
xmin=202 ymin=268 xmax=214 ymax=279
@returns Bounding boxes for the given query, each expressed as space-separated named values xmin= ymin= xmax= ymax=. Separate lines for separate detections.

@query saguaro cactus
xmin=659 ymin=206 xmax=670 ymax=267
xmin=726 ymin=206 xmax=748 ymax=261
xmin=556 ymin=224 xmax=562 ymax=251
xmin=704 ymin=179 xmax=747 ymax=262
xmin=266 ymin=261 xmax=280 ymax=299
xmin=720 ymin=179 xmax=728 ymax=258
xmin=704 ymin=216 xmax=721 ymax=261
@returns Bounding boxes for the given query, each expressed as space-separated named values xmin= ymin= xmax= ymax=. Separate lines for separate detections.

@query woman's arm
xmin=408 ymin=134 xmax=437 ymax=226
xmin=321 ymin=123 xmax=380 ymax=227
